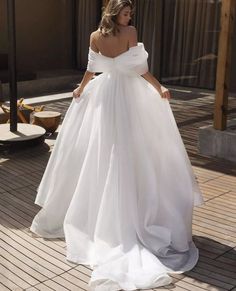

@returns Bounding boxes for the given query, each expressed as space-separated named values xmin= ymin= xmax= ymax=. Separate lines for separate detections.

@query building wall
xmin=0 ymin=0 xmax=8 ymax=56
xmin=0 ymin=0 xmax=73 ymax=72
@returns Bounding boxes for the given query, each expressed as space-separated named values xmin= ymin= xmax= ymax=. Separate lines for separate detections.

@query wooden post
xmin=213 ymin=0 xmax=235 ymax=130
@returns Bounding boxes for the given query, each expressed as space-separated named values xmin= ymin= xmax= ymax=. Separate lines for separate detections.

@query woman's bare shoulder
xmin=124 ymin=26 xmax=137 ymax=47
xmin=90 ymin=30 xmax=101 ymax=52
xmin=122 ymin=25 xmax=137 ymax=35
xmin=90 ymin=30 xmax=101 ymax=40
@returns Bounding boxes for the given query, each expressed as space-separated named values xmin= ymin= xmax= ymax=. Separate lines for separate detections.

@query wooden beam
xmin=214 ymin=0 xmax=236 ymax=130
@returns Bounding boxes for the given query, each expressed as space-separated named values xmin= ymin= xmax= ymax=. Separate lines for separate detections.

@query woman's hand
xmin=160 ymin=86 xmax=171 ymax=99
xmin=141 ymin=72 xmax=171 ymax=99
xmin=73 ymin=86 xmax=84 ymax=99
xmin=73 ymin=71 xmax=95 ymax=100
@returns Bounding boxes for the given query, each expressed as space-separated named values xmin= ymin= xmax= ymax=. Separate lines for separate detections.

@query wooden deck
xmin=0 ymin=88 xmax=236 ymax=291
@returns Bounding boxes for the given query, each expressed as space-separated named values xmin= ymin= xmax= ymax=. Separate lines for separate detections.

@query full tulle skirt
xmin=30 ymin=71 xmax=204 ymax=291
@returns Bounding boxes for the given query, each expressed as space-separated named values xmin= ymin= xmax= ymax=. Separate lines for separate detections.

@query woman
xmin=30 ymin=0 xmax=204 ymax=290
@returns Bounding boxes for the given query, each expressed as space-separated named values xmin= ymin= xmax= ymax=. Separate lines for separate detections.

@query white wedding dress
xmin=30 ymin=42 xmax=204 ymax=291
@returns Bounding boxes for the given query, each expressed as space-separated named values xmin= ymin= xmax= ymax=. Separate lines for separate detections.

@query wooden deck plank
xmin=199 ymin=255 xmax=236 ymax=271
xmin=193 ymin=225 xmax=236 ymax=244
xmin=74 ymin=265 xmax=92 ymax=278
xmin=0 ymin=193 xmax=66 ymax=249
xmin=0 ymin=283 xmax=10 ymax=291
xmin=0 ymin=197 xmax=34 ymax=222
xmin=3 ymin=187 xmax=36 ymax=204
xmin=0 ymin=202 xmax=66 ymax=250
xmin=192 ymin=229 xmax=236 ymax=248
xmin=61 ymin=271 xmax=90 ymax=288
xmin=9 ymin=186 xmax=38 ymax=203
xmin=0 ymin=263 xmax=31 ymax=290
xmin=0 ymin=193 xmax=37 ymax=216
xmin=68 ymin=268 xmax=91 ymax=285
xmin=0 ymin=202 xmax=36 ymax=228
xmin=0 ymin=273 xmax=20 ymax=291
xmin=25 ymin=287 xmax=40 ymax=291
xmin=43 ymin=279 xmax=71 ymax=291
xmin=0 ymin=255 xmax=40 ymax=286
xmin=0 ymin=219 xmax=71 ymax=270
xmin=0 ymin=246 xmax=47 ymax=282
xmin=216 ymin=254 xmax=236 ymax=267
xmin=194 ymin=206 xmax=236 ymax=224
xmin=193 ymin=210 xmax=236 ymax=228
xmin=196 ymin=261 xmax=236 ymax=282
xmin=30 ymin=284 xmax=53 ymax=291
xmin=190 ymin=266 xmax=236 ymax=286
xmin=194 ymin=235 xmax=232 ymax=252
xmin=184 ymin=271 xmax=232 ymax=290
xmin=161 ymin=287 xmax=188 ymax=291
xmin=0 ymin=230 xmax=64 ymax=275
xmin=206 ymin=198 xmax=236 ymax=210
xmin=204 ymin=201 xmax=236 ymax=214
xmin=176 ymin=279 xmax=225 ymax=291
xmin=53 ymin=275 xmax=85 ymax=291
xmin=193 ymin=220 xmax=236 ymax=238
xmin=193 ymin=215 xmax=236 ymax=236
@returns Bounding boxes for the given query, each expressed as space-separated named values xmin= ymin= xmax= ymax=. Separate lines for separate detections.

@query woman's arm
xmin=141 ymin=71 xmax=171 ymax=99
xmin=73 ymin=71 xmax=94 ymax=98
xmin=128 ymin=27 xmax=170 ymax=99
xmin=73 ymin=33 xmax=97 ymax=99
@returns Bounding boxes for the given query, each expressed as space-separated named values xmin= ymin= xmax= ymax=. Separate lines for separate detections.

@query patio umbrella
xmin=7 ymin=0 xmax=17 ymax=132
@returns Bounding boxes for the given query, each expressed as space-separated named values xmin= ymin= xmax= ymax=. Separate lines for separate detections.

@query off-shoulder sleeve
xmin=134 ymin=59 xmax=149 ymax=75
xmin=87 ymin=48 xmax=111 ymax=73
xmin=87 ymin=49 xmax=97 ymax=73
xmin=125 ymin=44 xmax=149 ymax=75
xmin=86 ymin=43 xmax=149 ymax=75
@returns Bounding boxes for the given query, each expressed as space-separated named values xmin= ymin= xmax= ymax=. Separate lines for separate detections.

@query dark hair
xmin=98 ymin=0 xmax=134 ymax=36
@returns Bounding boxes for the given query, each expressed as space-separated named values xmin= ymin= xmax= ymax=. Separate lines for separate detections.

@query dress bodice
xmin=87 ymin=42 xmax=149 ymax=76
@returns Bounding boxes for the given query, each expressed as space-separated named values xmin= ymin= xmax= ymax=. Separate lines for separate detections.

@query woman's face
xmin=116 ymin=6 xmax=132 ymax=26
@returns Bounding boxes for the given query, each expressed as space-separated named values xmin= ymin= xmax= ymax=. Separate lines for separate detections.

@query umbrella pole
xmin=7 ymin=0 xmax=17 ymax=132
